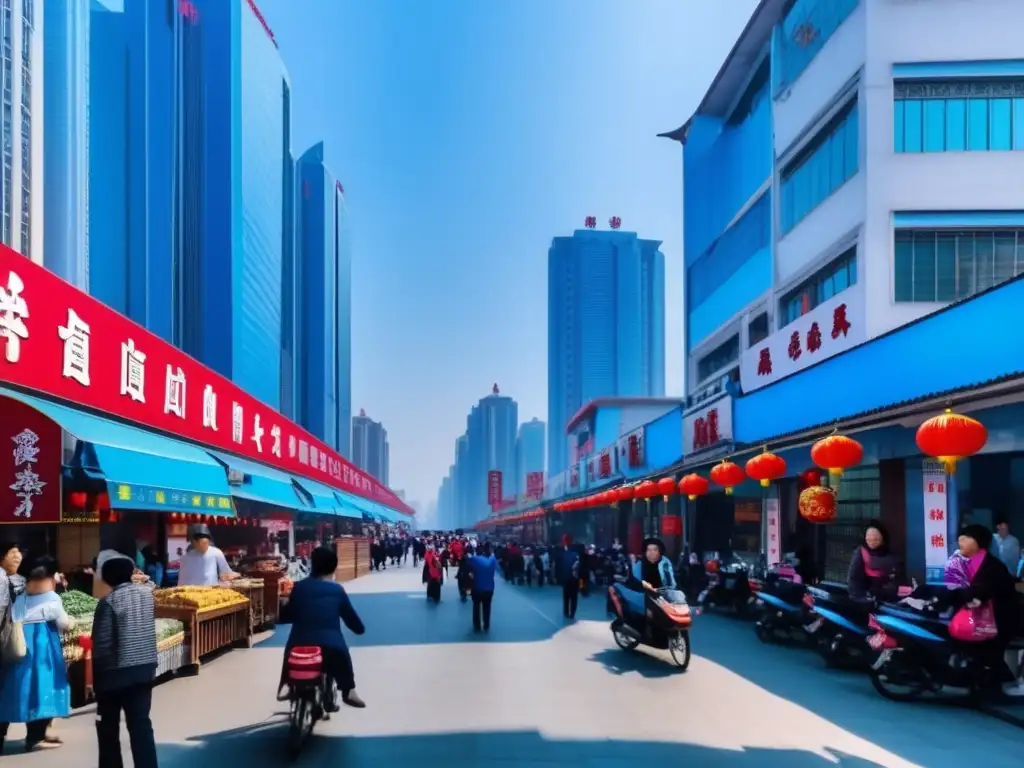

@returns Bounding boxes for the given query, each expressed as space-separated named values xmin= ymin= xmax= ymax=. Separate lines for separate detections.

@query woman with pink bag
xmin=946 ymin=524 xmax=1022 ymax=696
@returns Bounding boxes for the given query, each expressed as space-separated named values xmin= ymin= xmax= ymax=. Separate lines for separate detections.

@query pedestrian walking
xmin=91 ymin=553 xmax=159 ymax=768
xmin=555 ymin=535 xmax=580 ymax=619
xmin=470 ymin=543 xmax=497 ymax=632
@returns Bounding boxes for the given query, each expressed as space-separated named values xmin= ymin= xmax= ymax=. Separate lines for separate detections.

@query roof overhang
xmin=565 ymin=397 xmax=684 ymax=435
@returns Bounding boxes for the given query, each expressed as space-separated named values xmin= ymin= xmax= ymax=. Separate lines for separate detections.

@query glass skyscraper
xmin=515 ymin=418 xmax=545 ymax=497
xmin=43 ymin=0 xmax=90 ymax=290
xmin=547 ymin=229 xmax=666 ymax=476
xmin=352 ymin=410 xmax=388 ymax=485
xmin=296 ymin=142 xmax=351 ymax=456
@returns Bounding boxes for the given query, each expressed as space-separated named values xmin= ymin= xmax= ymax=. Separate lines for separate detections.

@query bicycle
xmin=284 ymin=646 xmax=337 ymax=758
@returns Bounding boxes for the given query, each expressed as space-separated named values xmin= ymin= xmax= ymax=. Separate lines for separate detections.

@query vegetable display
xmin=156 ymin=618 xmax=184 ymax=642
xmin=61 ymin=590 xmax=99 ymax=618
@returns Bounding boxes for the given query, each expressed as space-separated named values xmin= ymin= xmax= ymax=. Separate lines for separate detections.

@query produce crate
xmin=241 ymin=569 xmax=285 ymax=626
xmin=156 ymin=639 xmax=188 ymax=677
xmin=154 ymin=602 xmax=251 ymax=668
xmin=230 ymin=582 xmax=265 ymax=633
xmin=336 ymin=536 xmax=371 ymax=582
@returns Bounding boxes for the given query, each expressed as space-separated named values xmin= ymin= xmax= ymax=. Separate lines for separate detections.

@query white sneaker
xmin=1001 ymin=681 xmax=1024 ymax=697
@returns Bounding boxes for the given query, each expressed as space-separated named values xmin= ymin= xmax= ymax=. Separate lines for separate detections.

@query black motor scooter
xmin=698 ymin=557 xmax=756 ymax=617
xmin=754 ymin=564 xmax=815 ymax=644
xmin=607 ymin=579 xmax=692 ymax=670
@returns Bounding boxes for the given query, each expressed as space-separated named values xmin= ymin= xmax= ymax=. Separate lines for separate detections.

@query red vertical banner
xmin=0 ymin=396 xmax=63 ymax=524
xmin=525 ymin=472 xmax=544 ymax=499
xmin=487 ymin=470 xmax=503 ymax=507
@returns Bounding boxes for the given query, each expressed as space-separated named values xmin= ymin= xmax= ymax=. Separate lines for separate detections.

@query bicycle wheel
xmin=288 ymin=696 xmax=313 ymax=757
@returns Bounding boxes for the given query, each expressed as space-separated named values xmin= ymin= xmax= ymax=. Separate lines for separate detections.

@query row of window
xmin=780 ymin=100 xmax=859 ymax=234
xmin=775 ymin=0 xmax=859 ymax=95
xmin=894 ymin=228 xmax=1024 ymax=303
xmin=780 ymin=247 xmax=857 ymax=326
xmin=686 ymin=192 xmax=771 ymax=310
xmin=894 ymin=79 xmax=1024 ymax=153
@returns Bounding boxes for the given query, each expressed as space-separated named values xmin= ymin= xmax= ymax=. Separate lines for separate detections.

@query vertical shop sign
xmin=525 ymin=472 xmax=544 ymax=500
xmin=487 ymin=471 xmax=503 ymax=506
xmin=922 ymin=460 xmax=948 ymax=581
xmin=1 ymin=397 xmax=62 ymax=524
xmin=765 ymin=497 xmax=781 ymax=567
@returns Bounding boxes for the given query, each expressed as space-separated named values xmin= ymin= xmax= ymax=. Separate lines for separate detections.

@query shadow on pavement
xmin=587 ymin=646 xmax=682 ymax=679
xmin=156 ymin=722 xmax=891 ymax=767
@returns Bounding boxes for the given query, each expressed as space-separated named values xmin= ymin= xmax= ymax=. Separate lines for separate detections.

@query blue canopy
xmin=207 ymin=450 xmax=312 ymax=513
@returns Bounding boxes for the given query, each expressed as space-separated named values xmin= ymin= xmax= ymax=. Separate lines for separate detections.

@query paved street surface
xmin=5 ymin=566 xmax=1024 ymax=766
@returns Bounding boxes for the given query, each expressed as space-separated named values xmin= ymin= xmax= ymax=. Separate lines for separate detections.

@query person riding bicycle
xmin=278 ymin=547 xmax=367 ymax=709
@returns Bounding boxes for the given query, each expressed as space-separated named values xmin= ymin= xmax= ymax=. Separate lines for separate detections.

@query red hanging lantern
xmin=108 ymin=511 xmax=120 ymax=523
xmin=799 ymin=468 xmax=821 ymax=489
xmin=811 ymin=434 xmax=863 ymax=477
xmin=915 ymin=408 xmax=987 ymax=474
xmin=616 ymin=486 xmax=635 ymax=503
xmin=799 ymin=485 xmax=837 ymax=523
xmin=678 ymin=473 xmax=709 ymax=501
xmin=710 ymin=461 xmax=746 ymax=495
xmin=657 ymin=476 xmax=677 ymax=501
xmin=68 ymin=491 xmax=87 ymax=508
xmin=635 ymin=480 xmax=658 ymax=500
xmin=745 ymin=449 xmax=787 ymax=488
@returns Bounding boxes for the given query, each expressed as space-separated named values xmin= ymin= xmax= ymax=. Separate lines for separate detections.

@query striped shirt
xmin=92 ymin=583 xmax=158 ymax=693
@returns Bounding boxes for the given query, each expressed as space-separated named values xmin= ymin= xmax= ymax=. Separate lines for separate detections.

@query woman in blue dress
xmin=0 ymin=556 xmax=73 ymax=754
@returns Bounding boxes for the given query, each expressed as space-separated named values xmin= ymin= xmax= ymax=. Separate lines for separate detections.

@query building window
xmin=748 ymin=312 xmax=769 ymax=346
xmin=780 ymin=246 xmax=857 ymax=326
xmin=687 ymin=192 xmax=771 ymax=310
xmin=775 ymin=0 xmax=859 ymax=95
xmin=894 ymin=228 xmax=1024 ymax=303
xmin=894 ymin=79 xmax=1024 ymax=153
xmin=780 ymin=100 xmax=859 ymax=234
xmin=697 ymin=334 xmax=739 ymax=383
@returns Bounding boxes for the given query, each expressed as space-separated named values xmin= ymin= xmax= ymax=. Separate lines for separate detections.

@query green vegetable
xmin=61 ymin=590 xmax=98 ymax=617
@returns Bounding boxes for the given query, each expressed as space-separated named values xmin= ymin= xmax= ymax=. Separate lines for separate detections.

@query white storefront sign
xmin=922 ymin=460 xmax=949 ymax=579
xmin=740 ymin=290 xmax=865 ymax=393
xmin=682 ymin=395 xmax=733 ymax=454
xmin=765 ymin=497 xmax=781 ymax=567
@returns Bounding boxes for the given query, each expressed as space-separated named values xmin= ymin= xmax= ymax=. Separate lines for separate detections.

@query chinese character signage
xmin=0 ymin=396 xmax=62 ymax=524
xmin=525 ymin=472 xmax=544 ymax=500
xmin=922 ymin=460 xmax=948 ymax=580
xmin=739 ymin=291 xmax=865 ymax=393
xmin=0 ymin=250 xmax=411 ymax=516
xmin=598 ymin=449 xmax=614 ymax=478
xmin=683 ymin=396 xmax=733 ymax=454
xmin=487 ymin=471 xmax=503 ymax=506
xmin=616 ymin=428 xmax=645 ymax=469
xmin=112 ymin=483 xmax=235 ymax=515
xmin=765 ymin=497 xmax=781 ymax=567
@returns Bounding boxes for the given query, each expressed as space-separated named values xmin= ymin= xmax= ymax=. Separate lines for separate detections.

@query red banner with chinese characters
xmin=487 ymin=471 xmax=503 ymax=506
xmin=0 ymin=395 xmax=62 ymax=524
xmin=525 ymin=472 xmax=544 ymax=499
xmin=0 ymin=247 xmax=412 ymax=515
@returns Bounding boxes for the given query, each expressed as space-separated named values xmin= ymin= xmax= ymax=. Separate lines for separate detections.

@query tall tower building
xmin=547 ymin=227 xmax=665 ymax=475
xmin=464 ymin=384 xmax=518 ymax=524
xmin=515 ymin=418 xmax=545 ymax=498
xmin=351 ymin=409 xmax=389 ymax=485
xmin=43 ymin=0 xmax=89 ymax=289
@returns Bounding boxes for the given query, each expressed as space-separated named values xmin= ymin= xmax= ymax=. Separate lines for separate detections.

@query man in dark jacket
xmin=92 ymin=553 xmax=159 ymax=768
xmin=555 ymin=535 xmax=580 ymax=619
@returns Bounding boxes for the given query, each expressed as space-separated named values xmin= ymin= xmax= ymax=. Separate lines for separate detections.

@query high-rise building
xmin=43 ymin=0 xmax=89 ymax=289
xmin=515 ymin=418 xmax=545 ymax=498
xmin=2 ymin=0 xmax=43 ymax=263
xmin=351 ymin=409 xmax=389 ymax=486
xmin=279 ymin=86 xmax=296 ymax=420
xmin=461 ymin=385 xmax=518 ymax=526
xmin=295 ymin=142 xmax=351 ymax=455
xmin=547 ymin=227 xmax=665 ymax=476
xmin=453 ymin=434 xmax=469 ymax=528
xmin=189 ymin=0 xmax=287 ymax=410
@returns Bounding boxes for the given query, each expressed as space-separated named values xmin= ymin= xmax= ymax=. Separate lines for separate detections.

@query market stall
xmin=239 ymin=556 xmax=291 ymax=627
xmin=153 ymin=586 xmax=251 ymax=668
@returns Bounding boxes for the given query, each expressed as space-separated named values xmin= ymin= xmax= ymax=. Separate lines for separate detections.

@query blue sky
xmin=260 ymin=0 xmax=759 ymax=507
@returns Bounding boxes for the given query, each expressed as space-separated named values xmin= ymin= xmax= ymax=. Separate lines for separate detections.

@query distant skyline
xmin=259 ymin=0 xmax=760 ymax=502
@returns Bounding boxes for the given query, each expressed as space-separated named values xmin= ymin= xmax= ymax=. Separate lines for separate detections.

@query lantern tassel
xmin=687 ymin=494 xmax=697 ymax=501
xmin=759 ymin=479 xmax=770 ymax=488
xmin=940 ymin=456 xmax=958 ymax=474
xmin=725 ymin=488 xmax=733 ymax=496
xmin=828 ymin=468 xmax=844 ymax=477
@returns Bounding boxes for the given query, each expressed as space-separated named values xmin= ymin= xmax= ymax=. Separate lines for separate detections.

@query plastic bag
xmin=949 ymin=601 xmax=998 ymax=642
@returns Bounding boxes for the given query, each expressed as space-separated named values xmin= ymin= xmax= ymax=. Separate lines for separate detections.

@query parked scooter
xmin=698 ymin=556 xmax=756 ymax=617
xmin=607 ymin=579 xmax=692 ymax=669
xmin=867 ymin=597 xmax=994 ymax=703
xmin=754 ymin=562 xmax=816 ymax=644
xmin=808 ymin=582 xmax=917 ymax=668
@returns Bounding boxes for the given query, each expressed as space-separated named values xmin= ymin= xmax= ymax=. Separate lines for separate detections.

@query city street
xmin=6 ymin=568 xmax=1024 ymax=767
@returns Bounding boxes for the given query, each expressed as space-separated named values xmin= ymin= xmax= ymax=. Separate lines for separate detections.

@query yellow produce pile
xmin=154 ymin=586 xmax=249 ymax=613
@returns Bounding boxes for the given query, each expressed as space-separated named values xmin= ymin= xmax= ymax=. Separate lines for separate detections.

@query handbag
xmin=1 ymin=588 xmax=27 ymax=664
